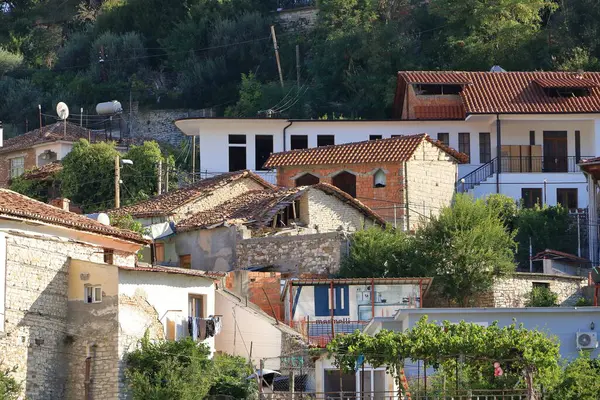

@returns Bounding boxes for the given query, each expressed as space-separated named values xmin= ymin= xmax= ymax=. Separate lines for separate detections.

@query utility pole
xmin=80 ymin=108 xmax=83 ymax=127
xmin=165 ymin=165 xmax=169 ymax=193
xmin=129 ymin=88 xmax=133 ymax=138
xmin=157 ymin=160 xmax=163 ymax=195
xmin=38 ymin=104 xmax=42 ymax=136
xmin=192 ymin=136 xmax=196 ymax=183
xmin=271 ymin=25 xmax=284 ymax=88
xmin=296 ymin=44 xmax=300 ymax=89
xmin=115 ymin=155 xmax=120 ymax=208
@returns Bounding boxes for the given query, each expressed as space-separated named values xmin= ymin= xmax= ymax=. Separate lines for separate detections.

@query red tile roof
xmin=264 ymin=134 xmax=468 ymax=168
xmin=413 ymin=105 xmax=466 ymax=120
xmin=176 ymin=183 xmax=386 ymax=231
xmin=398 ymin=71 xmax=600 ymax=115
xmin=21 ymin=162 xmax=63 ymax=181
xmin=531 ymin=249 xmax=590 ymax=263
xmin=110 ymin=170 xmax=275 ymax=218
xmin=0 ymin=189 xmax=147 ymax=244
xmin=0 ymin=122 xmax=95 ymax=154
xmin=121 ymin=263 xmax=226 ymax=279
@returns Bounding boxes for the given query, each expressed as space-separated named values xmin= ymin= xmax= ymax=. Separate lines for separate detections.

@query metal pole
xmin=543 ymin=179 xmax=547 ymax=205
xmin=577 ymin=212 xmax=582 ymax=257
xmin=192 ymin=136 xmax=196 ymax=183
xmin=361 ymin=363 xmax=365 ymax=400
xmin=424 ymin=360 xmax=427 ymax=400
xmin=80 ymin=108 xmax=83 ymax=127
xmin=38 ymin=104 xmax=42 ymax=135
xmin=115 ymin=155 xmax=120 ymax=208
xmin=393 ymin=204 xmax=397 ymax=229
xmin=296 ymin=44 xmax=300 ymax=89
xmin=129 ymin=88 xmax=133 ymax=137
xmin=259 ymin=359 xmax=264 ymax=399
xmin=165 ymin=165 xmax=169 ymax=193
xmin=63 ymin=118 xmax=66 ymax=139
xmin=271 ymin=25 xmax=284 ymax=88
xmin=529 ymin=237 xmax=533 ymax=273
xmin=157 ymin=160 xmax=162 ymax=195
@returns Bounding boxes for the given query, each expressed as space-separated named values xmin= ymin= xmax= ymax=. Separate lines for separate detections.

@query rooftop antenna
xmin=56 ymin=102 xmax=69 ymax=139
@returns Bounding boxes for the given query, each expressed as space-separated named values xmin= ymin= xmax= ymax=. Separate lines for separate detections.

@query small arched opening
xmin=295 ymin=173 xmax=320 ymax=187
xmin=332 ymin=171 xmax=357 ymax=198
xmin=38 ymin=150 xmax=57 ymax=167
xmin=373 ymin=169 xmax=387 ymax=188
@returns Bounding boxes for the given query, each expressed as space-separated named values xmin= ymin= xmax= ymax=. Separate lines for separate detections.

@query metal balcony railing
xmin=456 ymin=158 xmax=497 ymax=193
xmin=291 ymin=319 xmax=369 ymax=348
xmin=260 ymin=389 xmax=532 ymax=399
xmin=499 ymin=156 xmax=588 ymax=174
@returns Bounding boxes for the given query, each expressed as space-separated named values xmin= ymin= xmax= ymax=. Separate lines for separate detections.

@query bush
xmin=550 ymin=357 xmax=600 ymax=400
xmin=0 ymin=365 xmax=21 ymax=400
xmin=525 ymin=286 xmax=559 ymax=307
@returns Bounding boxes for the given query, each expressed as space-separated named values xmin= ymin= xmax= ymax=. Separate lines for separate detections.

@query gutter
xmin=282 ymin=121 xmax=293 ymax=151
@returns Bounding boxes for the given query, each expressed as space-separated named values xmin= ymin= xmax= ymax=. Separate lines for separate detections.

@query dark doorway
xmin=255 ymin=135 xmax=273 ymax=170
xmin=332 ymin=171 xmax=357 ymax=198
xmin=295 ymin=173 xmax=320 ymax=187
xmin=543 ymin=131 xmax=568 ymax=172
xmin=229 ymin=147 xmax=246 ymax=172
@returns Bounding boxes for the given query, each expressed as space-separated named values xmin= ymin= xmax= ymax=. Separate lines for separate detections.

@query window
xmin=228 ymin=147 xmax=246 ymax=172
xmin=314 ymin=285 xmax=349 ymax=316
xmin=414 ymin=84 xmax=463 ymax=95
xmin=255 ymin=135 xmax=273 ymax=171
xmin=532 ymin=282 xmax=549 ymax=289
xmin=544 ymin=87 xmax=590 ymax=98
xmin=530 ymin=131 xmax=536 ymax=145
xmin=373 ymin=169 xmax=386 ymax=188
xmin=189 ymin=295 xmax=205 ymax=318
xmin=521 ymin=188 xmax=542 ymax=208
xmin=180 ymin=254 xmax=192 ymax=269
xmin=332 ymin=171 xmax=357 ymax=198
xmin=557 ymin=188 xmax=578 ymax=210
xmin=458 ymin=132 xmax=470 ymax=159
xmin=295 ymin=173 xmax=319 ymax=186
xmin=228 ymin=135 xmax=246 ymax=144
xmin=437 ymin=132 xmax=449 ymax=146
xmin=575 ymin=130 xmax=581 ymax=163
xmin=317 ymin=135 xmax=335 ymax=147
xmin=103 ymin=249 xmax=114 ymax=265
xmin=369 ymin=135 xmax=382 ymax=141
xmin=85 ymin=285 xmax=102 ymax=303
xmin=9 ymin=157 xmax=24 ymax=178
xmin=291 ymin=135 xmax=308 ymax=150
xmin=155 ymin=243 xmax=165 ymax=262
xmin=479 ymin=132 xmax=491 ymax=163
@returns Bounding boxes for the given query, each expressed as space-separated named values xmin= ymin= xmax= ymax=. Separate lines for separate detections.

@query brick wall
xmin=236 ymin=232 xmax=347 ymax=276
xmin=406 ymin=141 xmax=458 ymax=230
xmin=0 ymin=229 xmax=135 ymax=400
xmin=226 ymin=271 xmax=284 ymax=320
xmin=425 ymin=273 xmax=587 ymax=308
xmin=0 ymin=148 xmax=36 ymax=187
xmin=401 ymin=84 xmax=463 ymax=120
xmin=277 ymin=162 xmax=405 ymax=223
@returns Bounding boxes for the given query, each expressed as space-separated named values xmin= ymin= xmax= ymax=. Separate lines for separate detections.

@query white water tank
xmin=96 ymin=101 xmax=123 ymax=115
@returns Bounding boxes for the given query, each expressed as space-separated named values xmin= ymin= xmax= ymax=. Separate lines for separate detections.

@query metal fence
xmin=259 ymin=389 xmax=532 ymax=400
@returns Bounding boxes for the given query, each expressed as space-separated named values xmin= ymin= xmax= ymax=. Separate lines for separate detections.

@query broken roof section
xmin=176 ymin=183 xmax=387 ymax=232
xmin=0 ymin=189 xmax=148 ymax=244
xmin=0 ymin=122 xmax=96 ymax=154
xmin=110 ymin=170 xmax=275 ymax=219
xmin=264 ymin=134 xmax=468 ymax=168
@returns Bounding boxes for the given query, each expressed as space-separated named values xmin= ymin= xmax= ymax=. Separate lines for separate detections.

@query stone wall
xmin=406 ymin=141 xmax=458 ymax=230
xmin=0 ymin=229 xmax=135 ymax=400
xmin=131 ymin=108 xmax=215 ymax=147
xmin=236 ymin=232 xmax=347 ymax=276
xmin=425 ymin=272 xmax=587 ymax=308
xmin=276 ymin=7 xmax=318 ymax=30
xmin=304 ymin=188 xmax=378 ymax=232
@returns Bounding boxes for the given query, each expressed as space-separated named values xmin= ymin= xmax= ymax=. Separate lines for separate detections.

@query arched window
xmin=373 ymin=169 xmax=386 ymax=188
xmin=332 ymin=171 xmax=357 ymax=198
xmin=295 ymin=173 xmax=320 ymax=187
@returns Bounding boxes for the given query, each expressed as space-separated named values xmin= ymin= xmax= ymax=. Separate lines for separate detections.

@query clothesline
xmin=187 ymin=316 xmax=222 ymax=341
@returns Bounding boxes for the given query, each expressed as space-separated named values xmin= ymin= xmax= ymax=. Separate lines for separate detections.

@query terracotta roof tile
xmin=264 ymin=134 xmax=467 ymax=168
xmin=0 ymin=122 xmax=97 ymax=154
xmin=534 ymin=77 xmax=597 ymax=88
xmin=176 ymin=183 xmax=386 ymax=232
xmin=0 ymin=189 xmax=147 ymax=244
xmin=121 ymin=263 xmax=225 ymax=278
xmin=413 ymin=105 xmax=466 ymax=120
xmin=21 ymin=162 xmax=63 ymax=181
xmin=531 ymin=249 xmax=590 ymax=263
xmin=398 ymin=71 xmax=600 ymax=114
xmin=110 ymin=170 xmax=274 ymax=218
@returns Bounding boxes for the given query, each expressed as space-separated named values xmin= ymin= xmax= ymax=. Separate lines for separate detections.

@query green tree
xmin=0 ymin=48 xmax=22 ymax=76
xmin=524 ymin=286 xmax=559 ymax=307
xmin=209 ymin=354 xmax=257 ymax=399
xmin=0 ymin=365 xmax=21 ymax=400
xmin=550 ymin=357 xmax=600 ymax=400
xmin=416 ymin=194 xmax=517 ymax=306
xmin=9 ymin=173 xmax=54 ymax=203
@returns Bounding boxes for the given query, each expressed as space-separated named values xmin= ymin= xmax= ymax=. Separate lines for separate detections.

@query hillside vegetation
xmin=1 ymin=0 xmax=599 ymax=135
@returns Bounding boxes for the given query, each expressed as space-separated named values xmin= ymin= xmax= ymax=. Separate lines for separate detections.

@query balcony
xmin=499 ymin=156 xmax=588 ymax=173
xmin=292 ymin=319 xmax=369 ymax=348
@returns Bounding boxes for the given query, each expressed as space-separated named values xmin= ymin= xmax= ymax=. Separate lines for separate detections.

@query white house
xmin=175 ymin=70 xmax=600 ymax=208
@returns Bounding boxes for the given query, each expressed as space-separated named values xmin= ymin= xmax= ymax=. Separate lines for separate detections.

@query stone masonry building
xmin=264 ymin=134 xmax=467 ymax=230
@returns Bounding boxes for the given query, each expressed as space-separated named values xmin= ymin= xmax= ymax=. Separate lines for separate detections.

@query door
xmin=543 ymin=131 xmax=568 ymax=172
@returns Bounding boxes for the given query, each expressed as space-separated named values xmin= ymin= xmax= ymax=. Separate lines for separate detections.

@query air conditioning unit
xmin=576 ymin=332 xmax=598 ymax=350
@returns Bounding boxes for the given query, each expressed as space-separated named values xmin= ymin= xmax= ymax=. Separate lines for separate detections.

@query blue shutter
xmin=334 ymin=285 xmax=350 ymax=316
xmin=314 ymin=286 xmax=330 ymax=316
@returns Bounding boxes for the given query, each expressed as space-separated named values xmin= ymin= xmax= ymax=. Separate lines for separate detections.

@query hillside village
xmin=2 ymin=1 xmax=600 ymax=400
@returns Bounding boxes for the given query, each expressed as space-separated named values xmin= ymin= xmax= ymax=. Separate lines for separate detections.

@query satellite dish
xmin=97 ymin=213 xmax=111 ymax=226
xmin=56 ymin=102 xmax=69 ymax=121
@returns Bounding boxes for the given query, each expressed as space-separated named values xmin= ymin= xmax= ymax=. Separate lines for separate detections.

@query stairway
xmin=456 ymin=158 xmax=497 ymax=193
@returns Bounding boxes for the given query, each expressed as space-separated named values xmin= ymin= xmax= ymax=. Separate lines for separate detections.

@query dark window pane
xmin=437 ymin=132 xmax=449 ymax=146
xmin=369 ymin=135 xmax=382 ymax=140
xmin=458 ymin=132 xmax=470 ymax=159
xmin=229 ymin=134 xmax=246 ymax=144
xmin=255 ymin=135 xmax=273 ymax=171
xmin=530 ymin=131 xmax=535 ymax=145
xmin=521 ymin=188 xmax=542 ymax=208
xmin=557 ymin=188 xmax=578 ymax=209
xmin=414 ymin=84 xmax=463 ymax=95
xmin=332 ymin=171 xmax=356 ymax=198
xmin=295 ymin=173 xmax=319 ymax=186
xmin=317 ymin=135 xmax=335 ymax=147
xmin=479 ymin=132 xmax=491 ymax=163
xmin=229 ymin=147 xmax=246 ymax=172
xmin=291 ymin=135 xmax=308 ymax=150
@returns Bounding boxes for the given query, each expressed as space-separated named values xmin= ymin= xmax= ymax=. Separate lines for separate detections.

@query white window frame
xmin=9 ymin=156 xmax=25 ymax=178
xmin=85 ymin=285 xmax=102 ymax=303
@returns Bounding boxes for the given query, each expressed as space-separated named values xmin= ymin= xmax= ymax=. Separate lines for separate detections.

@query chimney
xmin=50 ymin=197 xmax=71 ymax=212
